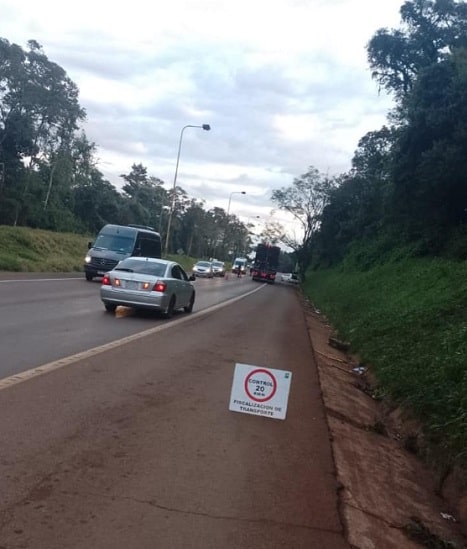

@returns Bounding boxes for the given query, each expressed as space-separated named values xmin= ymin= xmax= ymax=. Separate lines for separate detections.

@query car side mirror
xmin=87 ymin=241 xmax=93 ymax=249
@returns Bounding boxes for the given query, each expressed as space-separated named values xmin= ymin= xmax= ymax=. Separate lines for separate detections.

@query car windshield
xmin=212 ymin=262 xmax=223 ymax=268
xmin=94 ymin=233 xmax=135 ymax=253
xmin=115 ymin=259 xmax=167 ymax=277
xmin=196 ymin=262 xmax=211 ymax=267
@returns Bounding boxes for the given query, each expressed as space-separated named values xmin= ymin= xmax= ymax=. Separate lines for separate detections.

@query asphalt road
xmin=0 ymin=273 xmax=255 ymax=380
xmin=0 ymin=280 xmax=349 ymax=549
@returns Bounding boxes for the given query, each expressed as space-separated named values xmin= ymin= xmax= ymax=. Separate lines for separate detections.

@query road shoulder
xmin=300 ymin=291 xmax=467 ymax=548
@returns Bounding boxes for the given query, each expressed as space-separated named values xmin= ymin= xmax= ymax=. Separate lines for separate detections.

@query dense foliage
xmin=272 ymin=0 xmax=467 ymax=470
xmin=306 ymin=249 xmax=467 ymax=468
xmin=314 ymin=0 xmax=467 ymax=265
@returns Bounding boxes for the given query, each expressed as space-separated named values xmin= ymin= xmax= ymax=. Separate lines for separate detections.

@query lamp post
xmin=224 ymin=191 xmax=246 ymax=260
xmin=227 ymin=191 xmax=246 ymax=216
xmin=164 ymin=123 xmax=211 ymax=256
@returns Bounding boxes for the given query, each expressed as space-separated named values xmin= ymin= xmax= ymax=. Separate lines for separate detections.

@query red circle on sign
xmin=244 ymin=369 xmax=277 ymax=402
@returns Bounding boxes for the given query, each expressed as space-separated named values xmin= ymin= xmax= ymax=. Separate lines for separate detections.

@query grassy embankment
xmin=0 ymin=225 xmax=91 ymax=272
xmin=0 ymin=225 xmax=198 ymax=273
xmin=303 ymin=242 xmax=467 ymax=473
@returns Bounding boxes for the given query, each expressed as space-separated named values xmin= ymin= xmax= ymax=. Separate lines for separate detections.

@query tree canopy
xmin=313 ymin=0 xmax=467 ymax=265
xmin=2 ymin=0 xmax=467 ymax=268
xmin=272 ymin=167 xmax=336 ymax=277
xmin=0 ymin=39 xmax=258 ymax=258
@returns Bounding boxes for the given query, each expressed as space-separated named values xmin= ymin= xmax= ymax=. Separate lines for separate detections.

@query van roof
xmin=127 ymin=224 xmax=156 ymax=231
xmin=100 ymin=224 xmax=160 ymax=236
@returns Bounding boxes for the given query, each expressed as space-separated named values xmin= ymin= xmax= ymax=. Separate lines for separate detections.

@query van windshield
xmin=93 ymin=233 xmax=135 ymax=253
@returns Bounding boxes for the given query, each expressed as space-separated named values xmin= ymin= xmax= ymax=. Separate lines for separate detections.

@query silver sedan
xmin=100 ymin=257 xmax=195 ymax=318
xmin=192 ymin=261 xmax=214 ymax=278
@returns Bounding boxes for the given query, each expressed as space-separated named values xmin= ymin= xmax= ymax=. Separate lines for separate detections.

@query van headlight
xmin=85 ymin=255 xmax=91 ymax=263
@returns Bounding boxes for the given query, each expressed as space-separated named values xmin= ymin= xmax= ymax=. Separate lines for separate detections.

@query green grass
xmin=304 ymin=256 xmax=467 ymax=468
xmin=0 ymin=225 xmax=92 ymax=272
xmin=0 ymin=225 xmax=223 ymax=275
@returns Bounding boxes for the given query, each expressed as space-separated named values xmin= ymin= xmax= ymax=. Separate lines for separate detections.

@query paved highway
xmin=0 ymin=279 xmax=349 ymax=549
xmin=0 ymin=273 xmax=259 ymax=380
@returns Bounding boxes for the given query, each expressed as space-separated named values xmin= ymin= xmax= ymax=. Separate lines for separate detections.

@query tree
xmin=390 ymin=49 xmax=467 ymax=240
xmin=180 ymin=200 xmax=207 ymax=258
xmin=367 ymin=0 xmax=467 ymax=101
xmin=271 ymin=166 xmax=336 ymax=278
xmin=202 ymin=207 xmax=227 ymax=259
xmin=0 ymin=39 xmax=86 ymax=226
xmin=72 ymin=170 xmax=124 ymax=233
xmin=120 ymin=163 xmax=166 ymax=229
xmin=258 ymin=219 xmax=284 ymax=246
xmin=316 ymin=127 xmax=397 ymax=265
xmin=165 ymin=186 xmax=194 ymax=254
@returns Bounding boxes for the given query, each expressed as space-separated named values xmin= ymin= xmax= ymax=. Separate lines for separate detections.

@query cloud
xmin=1 ymin=0 xmax=403 ymax=233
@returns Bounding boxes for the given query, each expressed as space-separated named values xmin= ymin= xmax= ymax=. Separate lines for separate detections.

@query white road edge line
xmin=0 ymin=277 xmax=83 ymax=282
xmin=0 ymin=284 xmax=265 ymax=391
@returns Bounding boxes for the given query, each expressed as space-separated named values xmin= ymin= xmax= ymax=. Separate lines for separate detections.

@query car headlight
xmin=85 ymin=255 xmax=91 ymax=263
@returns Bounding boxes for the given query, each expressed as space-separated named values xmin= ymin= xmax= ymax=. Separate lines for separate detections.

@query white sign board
xmin=229 ymin=363 xmax=292 ymax=420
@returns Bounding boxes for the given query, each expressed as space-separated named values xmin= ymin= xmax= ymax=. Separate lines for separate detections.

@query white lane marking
xmin=0 ymin=277 xmax=83 ymax=282
xmin=0 ymin=284 xmax=265 ymax=391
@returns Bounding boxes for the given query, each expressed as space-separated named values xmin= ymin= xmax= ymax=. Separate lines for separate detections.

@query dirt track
xmin=0 ymin=281 xmax=465 ymax=548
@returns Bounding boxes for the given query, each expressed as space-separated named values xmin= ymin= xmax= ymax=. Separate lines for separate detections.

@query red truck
xmin=251 ymin=243 xmax=280 ymax=284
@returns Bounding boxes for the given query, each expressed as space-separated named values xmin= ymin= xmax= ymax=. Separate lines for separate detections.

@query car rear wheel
xmin=184 ymin=292 xmax=195 ymax=313
xmin=85 ymin=273 xmax=93 ymax=281
xmin=104 ymin=303 xmax=117 ymax=313
xmin=163 ymin=296 xmax=176 ymax=319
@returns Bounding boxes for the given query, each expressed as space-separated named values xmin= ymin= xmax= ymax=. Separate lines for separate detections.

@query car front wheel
xmin=104 ymin=303 xmax=117 ymax=313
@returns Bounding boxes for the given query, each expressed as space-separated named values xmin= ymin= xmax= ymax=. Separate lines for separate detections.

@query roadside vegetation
xmin=0 ymin=225 xmax=206 ymax=275
xmin=267 ymin=0 xmax=467 ymax=477
xmin=0 ymin=225 xmax=90 ymax=272
xmin=303 ymin=241 xmax=467 ymax=472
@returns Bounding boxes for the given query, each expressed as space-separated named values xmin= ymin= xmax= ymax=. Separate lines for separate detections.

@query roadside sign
xmin=229 ymin=363 xmax=292 ymax=420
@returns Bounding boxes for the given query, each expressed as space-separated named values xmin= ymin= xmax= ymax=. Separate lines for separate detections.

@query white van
xmin=84 ymin=224 xmax=161 ymax=281
xmin=232 ymin=257 xmax=247 ymax=275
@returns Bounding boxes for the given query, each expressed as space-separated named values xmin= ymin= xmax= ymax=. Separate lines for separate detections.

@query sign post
xmin=229 ymin=363 xmax=292 ymax=420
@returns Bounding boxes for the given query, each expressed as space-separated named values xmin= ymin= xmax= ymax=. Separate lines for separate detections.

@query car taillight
xmin=102 ymin=274 xmax=111 ymax=285
xmin=153 ymin=281 xmax=167 ymax=292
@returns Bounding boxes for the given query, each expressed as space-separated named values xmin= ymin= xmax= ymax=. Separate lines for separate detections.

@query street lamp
xmin=227 ymin=191 xmax=246 ymax=216
xmin=223 ymin=191 xmax=246 ymax=259
xmin=159 ymin=204 xmax=170 ymax=233
xmin=164 ymin=123 xmax=211 ymax=256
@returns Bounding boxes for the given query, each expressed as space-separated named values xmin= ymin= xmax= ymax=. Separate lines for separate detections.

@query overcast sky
xmin=2 ymin=0 xmax=403 ymax=231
